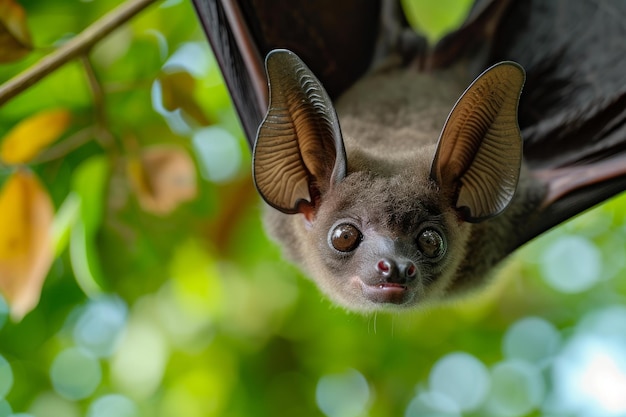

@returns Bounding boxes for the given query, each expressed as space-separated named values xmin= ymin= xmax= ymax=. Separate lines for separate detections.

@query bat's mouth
xmin=359 ymin=281 xmax=413 ymax=305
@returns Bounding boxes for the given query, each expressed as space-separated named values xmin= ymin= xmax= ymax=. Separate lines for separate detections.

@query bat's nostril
xmin=377 ymin=259 xmax=392 ymax=275
xmin=406 ymin=263 xmax=417 ymax=278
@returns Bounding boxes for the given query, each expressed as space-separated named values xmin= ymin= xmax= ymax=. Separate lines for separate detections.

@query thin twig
xmin=33 ymin=126 xmax=97 ymax=163
xmin=80 ymin=55 xmax=107 ymax=128
xmin=80 ymin=55 xmax=116 ymax=149
xmin=0 ymin=0 xmax=159 ymax=107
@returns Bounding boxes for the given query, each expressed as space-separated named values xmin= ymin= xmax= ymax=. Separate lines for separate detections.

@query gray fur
xmin=262 ymin=64 xmax=546 ymax=313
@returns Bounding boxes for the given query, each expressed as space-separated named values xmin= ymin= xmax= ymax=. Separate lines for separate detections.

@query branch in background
xmin=33 ymin=126 xmax=97 ymax=163
xmin=80 ymin=55 xmax=116 ymax=149
xmin=0 ymin=0 xmax=159 ymax=107
xmin=80 ymin=55 xmax=107 ymax=128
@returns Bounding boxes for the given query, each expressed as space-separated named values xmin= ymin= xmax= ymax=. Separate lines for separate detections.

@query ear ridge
xmin=431 ymin=61 xmax=525 ymax=222
xmin=253 ymin=49 xmax=347 ymax=215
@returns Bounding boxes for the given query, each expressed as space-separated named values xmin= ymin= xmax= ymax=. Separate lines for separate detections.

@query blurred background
xmin=1 ymin=0 xmax=626 ymax=416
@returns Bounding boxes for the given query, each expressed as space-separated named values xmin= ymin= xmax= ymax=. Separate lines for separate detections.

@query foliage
xmin=0 ymin=1 xmax=625 ymax=417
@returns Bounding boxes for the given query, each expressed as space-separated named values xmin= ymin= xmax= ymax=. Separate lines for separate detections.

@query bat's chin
xmin=357 ymin=280 xmax=416 ymax=307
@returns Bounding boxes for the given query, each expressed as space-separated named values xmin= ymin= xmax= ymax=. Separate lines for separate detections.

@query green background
xmin=1 ymin=1 xmax=625 ymax=416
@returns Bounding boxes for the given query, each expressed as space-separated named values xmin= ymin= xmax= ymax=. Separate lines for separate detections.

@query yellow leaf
xmin=0 ymin=170 xmax=55 ymax=320
xmin=127 ymin=145 xmax=197 ymax=215
xmin=1 ymin=109 xmax=72 ymax=164
xmin=158 ymin=70 xmax=212 ymax=126
xmin=0 ymin=0 xmax=32 ymax=63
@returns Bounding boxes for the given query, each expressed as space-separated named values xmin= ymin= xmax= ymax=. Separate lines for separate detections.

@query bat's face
xmin=300 ymin=170 xmax=471 ymax=312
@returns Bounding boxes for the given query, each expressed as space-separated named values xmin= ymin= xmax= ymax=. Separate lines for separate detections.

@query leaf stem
xmin=80 ymin=55 xmax=116 ymax=149
xmin=81 ymin=56 xmax=106 ymax=127
xmin=0 ymin=0 xmax=159 ymax=107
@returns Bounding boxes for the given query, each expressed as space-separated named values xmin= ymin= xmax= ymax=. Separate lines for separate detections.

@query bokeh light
xmin=72 ymin=295 xmax=128 ymax=358
xmin=0 ymin=296 xmax=8 ymax=331
xmin=578 ymin=305 xmax=626 ymax=337
xmin=27 ymin=392 xmax=80 ymax=417
xmin=485 ymin=360 xmax=545 ymax=417
xmin=548 ymin=306 xmax=626 ymax=417
xmin=0 ymin=355 xmax=13 ymax=398
xmin=87 ymin=394 xmax=138 ymax=417
xmin=50 ymin=348 xmax=102 ymax=400
xmin=162 ymin=42 xmax=211 ymax=76
xmin=154 ymin=281 xmax=215 ymax=352
xmin=428 ymin=352 xmax=490 ymax=412
xmin=550 ymin=334 xmax=626 ymax=417
xmin=110 ymin=316 xmax=169 ymax=399
xmin=405 ymin=390 xmax=461 ymax=417
xmin=0 ymin=399 xmax=11 ymax=417
xmin=316 ymin=369 xmax=370 ymax=417
xmin=192 ymin=126 xmax=242 ymax=183
xmin=540 ymin=235 xmax=602 ymax=293
xmin=502 ymin=316 xmax=561 ymax=366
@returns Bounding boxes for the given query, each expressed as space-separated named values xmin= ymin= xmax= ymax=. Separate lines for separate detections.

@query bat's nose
xmin=375 ymin=258 xmax=417 ymax=284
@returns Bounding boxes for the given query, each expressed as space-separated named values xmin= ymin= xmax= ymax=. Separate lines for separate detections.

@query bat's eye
xmin=330 ymin=223 xmax=362 ymax=252
xmin=418 ymin=228 xmax=446 ymax=258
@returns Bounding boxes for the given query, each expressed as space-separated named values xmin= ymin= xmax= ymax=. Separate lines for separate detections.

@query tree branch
xmin=33 ymin=126 xmax=97 ymax=163
xmin=80 ymin=55 xmax=116 ymax=149
xmin=0 ymin=0 xmax=159 ymax=107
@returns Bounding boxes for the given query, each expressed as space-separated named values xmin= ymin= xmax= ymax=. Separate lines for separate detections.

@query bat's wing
xmin=191 ymin=0 xmax=383 ymax=148
xmin=494 ymin=1 xmax=626 ymax=244
xmin=191 ymin=0 xmax=266 ymax=146
xmin=194 ymin=0 xmax=626 ymax=248
xmin=434 ymin=0 xmax=626 ymax=246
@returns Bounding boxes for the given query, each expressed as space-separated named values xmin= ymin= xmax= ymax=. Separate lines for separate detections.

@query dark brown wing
xmin=434 ymin=0 xmax=626 ymax=245
xmin=491 ymin=1 xmax=626 ymax=242
xmin=191 ymin=0 xmax=382 ymax=148
xmin=487 ymin=1 xmax=626 ymax=169
xmin=192 ymin=0 xmax=266 ymax=145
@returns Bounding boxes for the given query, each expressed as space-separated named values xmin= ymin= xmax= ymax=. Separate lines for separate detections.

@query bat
xmin=192 ymin=0 xmax=626 ymax=312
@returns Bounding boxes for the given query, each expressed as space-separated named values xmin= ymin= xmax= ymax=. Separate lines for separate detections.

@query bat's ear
xmin=253 ymin=49 xmax=347 ymax=218
xmin=430 ymin=62 xmax=525 ymax=222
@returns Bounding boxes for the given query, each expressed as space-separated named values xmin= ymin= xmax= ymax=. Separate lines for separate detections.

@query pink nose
xmin=376 ymin=258 xmax=417 ymax=284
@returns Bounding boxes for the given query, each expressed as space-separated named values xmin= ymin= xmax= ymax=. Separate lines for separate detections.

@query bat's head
xmin=290 ymin=166 xmax=473 ymax=311
xmin=254 ymin=49 xmax=525 ymax=312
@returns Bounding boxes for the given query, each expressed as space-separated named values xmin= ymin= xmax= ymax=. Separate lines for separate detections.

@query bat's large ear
xmin=430 ymin=62 xmax=525 ymax=222
xmin=253 ymin=49 xmax=347 ymax=217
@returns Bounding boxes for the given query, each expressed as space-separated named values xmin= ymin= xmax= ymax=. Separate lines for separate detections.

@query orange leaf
xmin=0 ymin=170 xmax=55 ymax=320
xmin=128 ymin=145 xmax=197 ymax=215
xmin=1 ymin=108 xmax=72 ymax=165
xmin=0 ymin=0 xmax=32 ymax=63
xmin=158 ymin=70 xmax=212 ymax=126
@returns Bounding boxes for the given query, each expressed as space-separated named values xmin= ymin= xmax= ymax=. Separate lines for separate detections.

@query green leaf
xmin=72 ymin=155 xmax=108 ymax=234
xmin=70 ymin=220 xmax=105 ymax=296
xmin=51 ymin=192 xmax=80 ymax=256
xmin=69 ymin=156 xmax=109 ymax=295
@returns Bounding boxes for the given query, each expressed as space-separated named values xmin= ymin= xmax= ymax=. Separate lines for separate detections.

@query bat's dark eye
xmin=330 ymin=223 xmax=362 ymax=252
xmin=418 ymin=228 xmax=445 ymax=258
